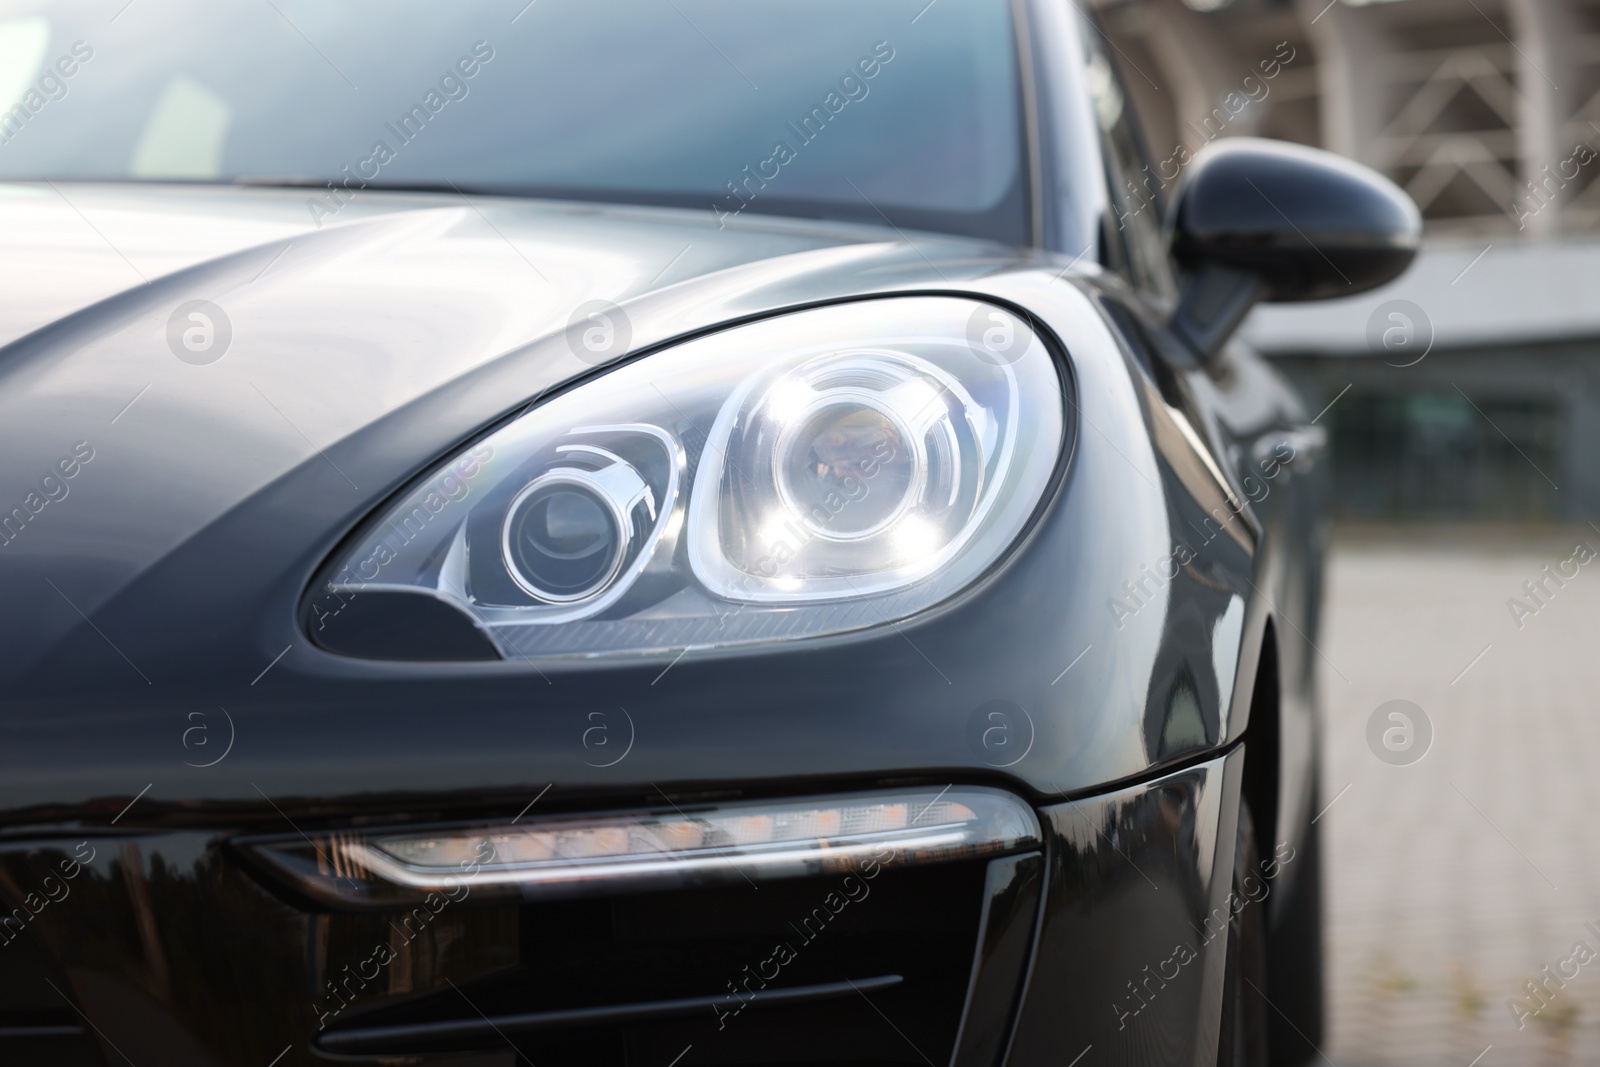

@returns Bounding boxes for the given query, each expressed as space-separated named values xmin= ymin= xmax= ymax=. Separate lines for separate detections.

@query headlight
xmin=311 ymin=297 xmax=1063 ymax=659
xmin=242 ymin=786 xmax=1043 ymax=906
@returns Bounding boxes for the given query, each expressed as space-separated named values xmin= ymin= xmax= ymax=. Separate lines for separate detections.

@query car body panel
xmin=0 ymin=750 xmax=1247 ymax=1067
xmin=0 ymin=185 xmax=983 ymax=686
xmin=0 ymin=190 xmax=1263 ymax=822
xmin=1008 ymin=747 xmax=1250 ymax=1067
xmin=0 ymin=2 xmax=1332 ymax=1061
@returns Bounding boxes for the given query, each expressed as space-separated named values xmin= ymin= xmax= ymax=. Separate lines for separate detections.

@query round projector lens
xmin=505 ymin=478 xmax=625 ymax=601
xmin=777 ymin=399 xmax=917 ymax=540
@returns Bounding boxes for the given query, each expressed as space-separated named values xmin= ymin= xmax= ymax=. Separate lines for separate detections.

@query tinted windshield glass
xmin=0 ymin=0 xmax=1029 ymax=242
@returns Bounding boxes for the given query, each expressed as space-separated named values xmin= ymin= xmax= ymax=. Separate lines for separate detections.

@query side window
xmin=1081 ymin=25 xmax=1177 ymax=303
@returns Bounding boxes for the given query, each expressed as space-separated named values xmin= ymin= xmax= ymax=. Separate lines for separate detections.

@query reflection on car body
xmin=0 ymin=1 xmax=1419 ymax=1064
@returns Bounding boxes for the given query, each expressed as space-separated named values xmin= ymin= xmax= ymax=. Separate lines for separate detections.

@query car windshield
xmin=0 ymin=0 xmax=1030 ymax=242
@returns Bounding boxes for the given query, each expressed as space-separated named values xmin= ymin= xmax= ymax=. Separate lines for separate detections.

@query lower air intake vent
xmin=315 ymin=862 xmax=988 ymax=1066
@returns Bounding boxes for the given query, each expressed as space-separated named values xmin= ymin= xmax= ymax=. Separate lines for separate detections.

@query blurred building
xmin=1092 ymin=0 xmax=1600 ymax=522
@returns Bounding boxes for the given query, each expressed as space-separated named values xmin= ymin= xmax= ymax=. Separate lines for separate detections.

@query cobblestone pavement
xmin=1318 ymin=529 xmax=1600 ymax=1067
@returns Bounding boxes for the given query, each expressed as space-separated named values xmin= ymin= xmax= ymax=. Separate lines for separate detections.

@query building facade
xmin=1092 ymin=0 xmax=1600 ymax=520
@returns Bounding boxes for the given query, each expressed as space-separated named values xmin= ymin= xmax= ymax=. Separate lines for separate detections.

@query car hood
xmin=0 ymin=182 xmax=1030 ymax=689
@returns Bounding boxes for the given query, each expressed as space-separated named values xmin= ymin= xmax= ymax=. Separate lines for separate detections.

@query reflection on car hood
xmin=0 ymin=182 xmax=1028 ymax=684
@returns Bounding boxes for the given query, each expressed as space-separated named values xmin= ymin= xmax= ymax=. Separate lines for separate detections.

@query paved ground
xmin=1317 ymin=528 xmax=1600 ymax=1067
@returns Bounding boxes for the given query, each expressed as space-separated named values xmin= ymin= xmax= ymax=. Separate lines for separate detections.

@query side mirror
xmin=1167 ymin=137 xmax=1421 ymax=360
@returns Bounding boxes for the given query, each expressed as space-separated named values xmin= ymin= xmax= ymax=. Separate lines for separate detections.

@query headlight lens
xmin=502 ymin=451 xmax=647 ymax=602
xmin=312 ymin=297 xmax=1062 ymax=659
xmin=241 ymin=787 xmax=1043 ymax=906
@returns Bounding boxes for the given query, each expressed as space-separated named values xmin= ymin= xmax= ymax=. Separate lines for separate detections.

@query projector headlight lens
xmin=312 ymin=297 xmax=1063 ymax=659
xmin=695 ymin=347 xmax=998 ymax=601
xmin=777 ymin=396 xmax=917 ymax=541
xmin=502 ymin=448 xmax=649 ymax=602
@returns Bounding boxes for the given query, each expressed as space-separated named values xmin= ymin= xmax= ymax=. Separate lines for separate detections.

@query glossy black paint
xmin=0 ymin=827 xmax=1017 ymax=1066
xmin=0 ymin=2 xmax=1379 ymax=1064
xmin=1009 ymin=748 xmax=1247 ymax=1065
xmin=0 ymin=238 xmax=1315 ymax=1063
xmin=0 ymin=750 xmax=1248 ymax=1067
xmin=0 ymin=261 xmax=1261 ymax=813
xmin=316 ymin=976 xmax=911 ymax=1055
xmin=1171 ymin=137 xmax=1423 ymax=302
xmin=951 ymin=854 xmax=1043 ymax=1067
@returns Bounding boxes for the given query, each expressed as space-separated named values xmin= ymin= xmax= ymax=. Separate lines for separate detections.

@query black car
xmin=0 ymin=1 xmax=1417 ymax=1065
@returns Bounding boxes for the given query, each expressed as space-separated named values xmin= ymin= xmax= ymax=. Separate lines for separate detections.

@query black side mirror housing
xmin=1167 ymin=138 xmax=1422 ymax=360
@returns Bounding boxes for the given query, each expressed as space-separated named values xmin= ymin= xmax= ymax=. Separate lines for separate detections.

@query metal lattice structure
xmin=1092 ymin=0 xmax=1600 ymax=237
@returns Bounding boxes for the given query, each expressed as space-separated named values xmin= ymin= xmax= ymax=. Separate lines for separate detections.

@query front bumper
xmin=0 ymin=748 xmax=1242 ymax=1067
